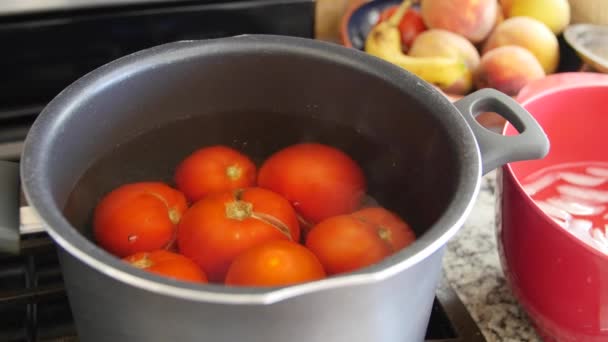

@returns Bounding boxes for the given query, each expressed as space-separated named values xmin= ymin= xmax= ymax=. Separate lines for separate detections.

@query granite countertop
xmin=442 ymin=171 xmax=541 ymax=342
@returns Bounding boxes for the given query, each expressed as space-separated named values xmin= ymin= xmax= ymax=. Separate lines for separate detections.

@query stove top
xmin=0 ymin=0 xmax=314 ymax=117
xmin=0 ymin=2 xmax=486 ymax=340
xmin=0 ymin=0 xmax=290 ymax=17
xmin=0 ymin=234 xmax=485 ymax=342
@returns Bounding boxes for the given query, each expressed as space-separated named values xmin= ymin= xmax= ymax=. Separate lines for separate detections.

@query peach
xmin=483 ymin=17 xmax=559 ymax=74
xmin=477 ymin=112 xmax=507 ymax=133
xmin=421 ymin=0 xmax=498 ymax=43
xmin=474 ymin=46 xmax=545 ymax=96
xmin=486 ymin=1 xmax=506 ymax=41
xmin=479 ymin=4 xmax=505 ymax=49
xmin=494 ymin=3 xmax=505 ymax=28
xmin=409 ymin=29 xmax=480 ymax=94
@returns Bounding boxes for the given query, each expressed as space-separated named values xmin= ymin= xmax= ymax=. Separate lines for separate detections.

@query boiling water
xmin=522 ymin=162 xmax=608 ymax=254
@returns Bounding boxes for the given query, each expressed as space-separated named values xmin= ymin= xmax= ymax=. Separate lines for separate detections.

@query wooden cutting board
xmin=315 ymin=0 xmax=368 ymax=43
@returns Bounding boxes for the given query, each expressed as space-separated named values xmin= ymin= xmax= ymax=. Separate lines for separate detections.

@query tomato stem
xmin=226 ymin=164 xmax=242 ymax=181
xmin=225 ymin=200 xmax=253 ymax=221
xmin=377 ymin=227 xmax=393 ymax=247
xmin=168 ymin=209 xmax=181 ymax=225
xmin=130 ymin=254 xmax=153 ymax=269
xmin=227 ymin=189 xmax=293 ymax=239
xmin=145 ymin=191 xmax=181 ymax=224
xmin=251 ymin=212 xmax=293 ymax=241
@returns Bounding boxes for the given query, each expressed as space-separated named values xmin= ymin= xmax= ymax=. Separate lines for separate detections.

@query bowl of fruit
xmin=342 ymin=0 xmax=572 ymax=100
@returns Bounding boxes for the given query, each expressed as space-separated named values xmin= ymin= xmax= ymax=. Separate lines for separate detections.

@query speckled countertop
xmin=442 ymin=171 xmax=542 ymax=342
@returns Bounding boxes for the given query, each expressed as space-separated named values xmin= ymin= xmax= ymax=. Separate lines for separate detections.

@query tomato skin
xmin=177 ymin=187 xmax=300 ymax=282
xmin=93 ymin=182 xmax=188 ymax=257
xmin=124 ymin=250 xmax=208 ymax=283
xmin=305 ymin=208 xmax=416 ymax=275
xmin=175 ymin=145 xmax=256 ymax=202
xmin=377 ymin=6 xmax=427 ymax=49
xmin=305 ymin=214 xmax=392 ymax=275
xmin=351 ymin=207 xmax=416 ymax=251
xmin=225 ymin=240 xmax=326 ymax=287
xmin=258 ymin=143 xmax=366 ymax=225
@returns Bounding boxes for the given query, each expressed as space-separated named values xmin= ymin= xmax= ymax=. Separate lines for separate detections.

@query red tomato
xmin=305 ymin=208 xmax=416 ymax=275
xmin=177 ymin=187 xmax=300 ymax=282
xmin=351 ymin=207 xmax=416 ymax=251
xmin=258 ymin=143 xmax=366 ymax=225
xmin=124 ymin=250 xmax=208 ymax=283
xmin=93 ymin=182 xmax=188 ymax=257
xmin=174 ymin=145 xmax=256 ymax=202
xmin=305 ymin=215 xmax=391 ymax=275
xmin=377 ymin=6 xmax=427 ymax=49
xmin=225 ymin=240 xmax=326 ymax=287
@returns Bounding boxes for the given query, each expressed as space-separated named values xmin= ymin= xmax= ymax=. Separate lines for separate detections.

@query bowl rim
xmin=503 ymin=83 xmax=608 ymax=260
xmin=564 ymin=23 xmax=608 ymax=72
xmin=340 ymin=0 xmax=404 ymax=48
xmin=517 ymin=72 xmax=608 ymax=104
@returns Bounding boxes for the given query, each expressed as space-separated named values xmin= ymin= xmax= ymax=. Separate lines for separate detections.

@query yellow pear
xmin=508 ymin=0 xmax=570 ymax=34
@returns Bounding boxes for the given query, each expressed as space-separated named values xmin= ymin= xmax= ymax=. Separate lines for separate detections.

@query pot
xmin=5 ymin=35 xmax=548 ymax=342
xmin=498 ymin=84 xmax=608 ymax=342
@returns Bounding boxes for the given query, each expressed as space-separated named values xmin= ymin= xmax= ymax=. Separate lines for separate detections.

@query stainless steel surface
xmin=0 ymin=0 xmax=313 ymax=16
xmin=1 ymin=0 xmax=196 ymax=16
xmin=0 ymin=141 xmax=24 ymax=161
xmin=0 ymin=142 xmax=44 ymax=235
xmin=20 ymin=206 xmax=45 ymax=235
xmin=0 ymin=161 xmax=20 ymax=253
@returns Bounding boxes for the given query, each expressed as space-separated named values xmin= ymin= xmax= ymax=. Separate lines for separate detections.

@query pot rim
xmin=21 ymin=34 xmax=482 ymax=304
xmin=504 ymin=83 xmax=608 ymax=261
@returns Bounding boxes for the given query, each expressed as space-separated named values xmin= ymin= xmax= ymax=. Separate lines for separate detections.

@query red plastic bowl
xmin=498 ymin=84 xmax=608 ymax=342
xmin=517 ymin=72 xmax=608 ymax=103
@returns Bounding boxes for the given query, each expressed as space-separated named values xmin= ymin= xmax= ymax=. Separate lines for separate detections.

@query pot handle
xmin=0 ymin=160 xmax=20 ymax=254
xmin=454 ymin=88 xmax=550 ymax=175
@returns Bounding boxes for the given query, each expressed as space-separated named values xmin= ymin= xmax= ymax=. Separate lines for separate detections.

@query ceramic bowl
xmin=564 ymin=24 xmax=608 ymax=73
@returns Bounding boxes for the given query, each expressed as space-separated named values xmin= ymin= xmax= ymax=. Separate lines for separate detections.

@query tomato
xmin=377 ymin=6 xmax=427 ymax=49
xmin=175 ymin=145 xmax=256 ymax=202
xmin=177 ymin=187 xmax=300 ymax=282
xmin=124 ymin=250 xmax=208 ymax=283
xmin=258 ymin=143 xmax=366 ymax=225
xmin=225 ymin=240 xmax=326 ymax=287
xmin=351 ymin=207 xmax=416 ymax=251
xmin=305 ymin=215 xmax=391 ymax=275
xmin=93 ymin=182 xmax=188 ymax=257
xmin=305 ymin=208 xmax=415 ymax=275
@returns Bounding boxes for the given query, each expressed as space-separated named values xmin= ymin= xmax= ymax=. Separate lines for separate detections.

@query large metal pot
xmin=14 ymin=35 xmax=548 ymax=342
